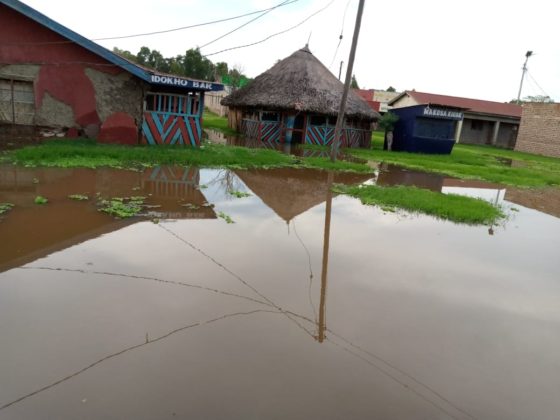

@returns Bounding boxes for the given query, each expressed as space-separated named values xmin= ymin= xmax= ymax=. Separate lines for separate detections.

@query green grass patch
xmin=0 ymin=202 xmax=14 ymax=215
xmin=371 ymin=130 xmax=384 ymax=149
xmin=8 ymin=139 xmax=372 ymax=173
xmin=202 ymin=110 xmax=238 ymax=136
xmin=348 ymin=142 xmax=560 ymax=187
xmin=335 ymin=184 xmax=504 ymax=225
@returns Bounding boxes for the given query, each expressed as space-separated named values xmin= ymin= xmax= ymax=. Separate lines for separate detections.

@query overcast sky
xmin=19 ymin=0 xmax=559 ymax=103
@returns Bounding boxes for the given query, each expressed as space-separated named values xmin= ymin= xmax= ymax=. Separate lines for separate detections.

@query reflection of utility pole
xmin=330 ymin=0 xmax=366 ymax=162
xmin=317 ymin=171 xmax=333 ymax=342
xmin=516 ymin=50 xmax=533 ymax=104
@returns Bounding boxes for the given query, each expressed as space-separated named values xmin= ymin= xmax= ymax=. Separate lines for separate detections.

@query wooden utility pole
xmin=317 ymin=171 xmax=333 ymax=343
xmin=330 ymin=0 xmax=366 ymax=162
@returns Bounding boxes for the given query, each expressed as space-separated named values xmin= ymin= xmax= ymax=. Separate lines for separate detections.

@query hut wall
xmin=227 ymin=108 xmax=243 ymax=132
xmin=0 ymin=4 xmax=142 ymax=144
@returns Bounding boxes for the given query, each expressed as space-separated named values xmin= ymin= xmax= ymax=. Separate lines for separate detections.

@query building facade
xmin=0 ymin=0 xmax=222 ymax=146
xmin=389 ymin=91 xmax=521 ymax=149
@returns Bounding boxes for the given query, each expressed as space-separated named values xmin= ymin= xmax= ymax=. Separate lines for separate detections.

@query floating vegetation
xmin=229 ymin=190 xmax=251 ymax=198
xmin=217 ymin=211 xmax=235 ymax=224
xmin=34 ymin=196 xmax=48 ymax=205
xmin=68 ymin=194 xmax=89 ymax=201
xmin=181 ymin=203 xmax=201 ymax=210
xmin=98 ymin=196 xmax=145 ymax=218
xmin=0 ymin=203 xmax=14 ymax=215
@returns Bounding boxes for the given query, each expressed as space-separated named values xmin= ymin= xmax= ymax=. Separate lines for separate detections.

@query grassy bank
xmin=202 ymin=110 xmax=238 ymax=136
xmin=349 ymin=133 xmax=560 ymax=188
xmin=8 ymin=139 xmax=372 ymax=173
xmin=336 ymin=184 xmax=504 ymax=225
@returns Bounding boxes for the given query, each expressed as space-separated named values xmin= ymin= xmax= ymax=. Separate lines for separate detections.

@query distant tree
xmin=165 ymin=55 xmax=184 ymax=75
xmin=378 ymin=112 xmax=399 ymax=151
xmin=509 ymin=95 xmax=555 ymax=104
xmin=182 ymin=48 xmax=215 ymax=80
xmin=351 ymin=74 xmax=359 ymax=89
xmin=386 ymin=86 xmax=396 ymax=92
xmin=112 ymin=47 xmax=137 ymax=62
xmin=135 ymin=47 xmax=167 ymax=72
xmin=215 ymin=62 xmax=229 ymax=80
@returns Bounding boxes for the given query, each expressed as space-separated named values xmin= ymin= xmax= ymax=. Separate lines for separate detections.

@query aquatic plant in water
xmin=68 ymin=194 xmax=89 ymax=201
xmin=34 ymin=196 xmax=48 ymax=205
xmin=228 ymin=190 xmax=251 ymax=198
xmin=217 ymin=211 xmax=235 ymax=224
xmin=0 ymin=203 xmax=14 ymax=215
xmin=98 ymin=196 xmax=146 ymax=218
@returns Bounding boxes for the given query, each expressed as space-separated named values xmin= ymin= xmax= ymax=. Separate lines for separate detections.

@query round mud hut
xmin=221 ymin=46 xmax=380 ymax=148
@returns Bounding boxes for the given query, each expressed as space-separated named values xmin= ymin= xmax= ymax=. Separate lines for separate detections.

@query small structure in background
xmin=221 ymin=46 xmax=379 ymax=148
xmin=0 ymin=0 xmax=222 ymax=146
xmin=353 ymin=88 xmax=401 ymax=113
xmin=390 ymin=105 xmax=464 ymax=154
xmin=515 ymin=102 xmax=560 ymax=157
xmin=389 ymin=91 xmax=521 ymax=149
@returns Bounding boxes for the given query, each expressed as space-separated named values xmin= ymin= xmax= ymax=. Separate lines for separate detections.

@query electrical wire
xmin=526 ymin=70 xmax=551 ymax=98
xmin=0 ymin=1 xmax=300 ymax=46
xmin=329 ymin=0 xmax=352 ymax=68
xmin=199 ymin=0 xmax=297 ymax=49
xmin=204 ymin=0 xmax=337 ymax=57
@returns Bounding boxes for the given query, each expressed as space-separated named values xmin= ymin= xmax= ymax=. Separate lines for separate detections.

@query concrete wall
xmin=206 ymin=90 xmax=228 ymax=117
xmin=459 ymin=118 xmax=493 ymax=145
xmin=515 ymin=102 xmax=560 ymax=157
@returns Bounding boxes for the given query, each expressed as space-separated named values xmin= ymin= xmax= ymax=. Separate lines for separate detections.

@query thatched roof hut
xmin=222 ymin=46 xmax=379 ymax=148
xmin=222 ymin=46 xmax=378 ymax=121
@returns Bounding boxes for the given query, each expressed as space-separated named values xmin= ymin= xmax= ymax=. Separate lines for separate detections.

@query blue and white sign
xmin=150 ymin=74 xmax=223 ymax=91
xmin=423 ymin=106 xmax=463 ymax=120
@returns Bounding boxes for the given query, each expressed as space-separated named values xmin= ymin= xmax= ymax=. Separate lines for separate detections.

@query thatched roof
xmin=222 ymin=46 xmax=380 ymax=121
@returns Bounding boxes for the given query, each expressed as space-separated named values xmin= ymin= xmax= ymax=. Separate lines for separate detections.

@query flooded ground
xmin=1 ymin=163 xmax=559 ymax=420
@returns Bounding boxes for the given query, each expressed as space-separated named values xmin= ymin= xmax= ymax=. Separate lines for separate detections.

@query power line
xmin=526 ymin=70 xmax=551 ymax=98
xmin=94 ymin=1 xmax=298 ymax=41
xmin=329 ymin=0 xmax=352 ymax=68
xmin=199 ymin=0 xmax=297 ymax=49
xmin=0 ymin=1 xmax=300 ymax=46
xmin=204 ymin=0 xmax=337 ymax=57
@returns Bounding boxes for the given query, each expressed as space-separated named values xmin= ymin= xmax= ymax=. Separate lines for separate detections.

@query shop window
xmin=414 ymin=117 xmax=452 ymax=139
xmin=310 ymin=115 xmax=326 ymax=126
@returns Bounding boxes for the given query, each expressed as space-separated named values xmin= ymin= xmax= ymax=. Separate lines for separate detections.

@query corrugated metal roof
xmin=391 ymin=91 xmax=522 ymax=118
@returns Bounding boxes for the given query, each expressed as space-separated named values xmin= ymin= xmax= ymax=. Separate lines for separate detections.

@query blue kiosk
xmin=390 ymin=105 xmax=464 ymax=154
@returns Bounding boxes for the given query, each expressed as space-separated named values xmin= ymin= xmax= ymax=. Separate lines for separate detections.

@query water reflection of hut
xmin=235 ymin=168 xmax=373 ymax=222
xmin=222 ymin=46 xmax=379 ymax=147
xmin=0 ymin=165 xmax=215 ymax=272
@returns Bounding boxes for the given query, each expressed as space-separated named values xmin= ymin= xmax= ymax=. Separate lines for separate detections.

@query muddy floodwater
xmin=1 ymin=163 xmax=559 ymax=420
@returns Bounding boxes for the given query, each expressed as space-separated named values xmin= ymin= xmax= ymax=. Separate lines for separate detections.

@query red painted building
xmin=0 ymin=0 xmax=223 ymax=146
